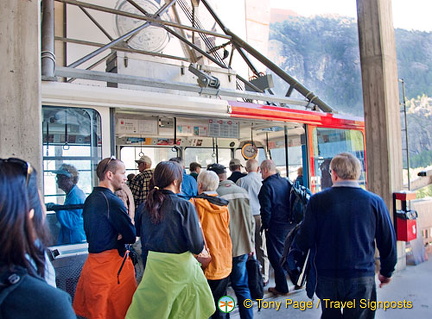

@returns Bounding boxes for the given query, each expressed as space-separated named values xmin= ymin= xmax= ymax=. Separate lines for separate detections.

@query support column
xmin=41 ymin=0 xmax=56 ymax=80
xmin=0 ymin=0 xmax=42 ymax=172
xmin=356 ymin=0 xmax=404 ymax=267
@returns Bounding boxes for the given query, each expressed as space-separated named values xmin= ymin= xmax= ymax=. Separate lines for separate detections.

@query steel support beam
xmin=54 ymin=67 xmax=308 ymax=107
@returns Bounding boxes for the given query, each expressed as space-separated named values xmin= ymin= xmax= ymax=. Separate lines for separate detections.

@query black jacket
xmin=258 ymin=174 xmax=292 ymax=229
xmin=136 ymin=190 xmax=204 ymax=267
xmin=293 ymin=184 xmax=397 ymax=297
xmin=83 ymin=187 xmax=136 ymax=256
xmin=228 ymin=171 xmax=247 ymax=183
xmin=0 ymin=265 xmax=76 ymax=319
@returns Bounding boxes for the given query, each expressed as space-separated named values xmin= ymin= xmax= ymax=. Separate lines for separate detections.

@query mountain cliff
xmin=268 ymin=15 xmax=432 ymax=168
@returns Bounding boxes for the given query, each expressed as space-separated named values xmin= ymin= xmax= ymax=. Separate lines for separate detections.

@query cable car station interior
xmin=2 ymin=0 xmax=432 ymax=315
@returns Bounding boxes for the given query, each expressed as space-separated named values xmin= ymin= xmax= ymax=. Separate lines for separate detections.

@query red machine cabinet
xmin=393 ymin=192 xmax=417 ymax=242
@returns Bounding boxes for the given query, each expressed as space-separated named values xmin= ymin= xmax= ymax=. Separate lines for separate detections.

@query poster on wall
xmin=117 ymin=118 xmax=158 ymax=135
xmin=208 ymin=119 xmax=239 ymax=138
xmin=176 ymin=123 xmax=208 ymax=137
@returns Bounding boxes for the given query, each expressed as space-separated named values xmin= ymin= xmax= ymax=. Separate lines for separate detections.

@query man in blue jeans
xmin=292 ymin=153 xmax=397 ymax=318
xmin=208 ymin=163 xmax=255 ymax=319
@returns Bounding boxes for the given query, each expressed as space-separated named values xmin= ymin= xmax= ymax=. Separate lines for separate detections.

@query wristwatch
xmin=115 ymin=0 xmax=170 ymax=52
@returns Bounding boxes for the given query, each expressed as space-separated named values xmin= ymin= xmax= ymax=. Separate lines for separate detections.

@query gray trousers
xmin=254 ymin=214 xmax=269 ymax=282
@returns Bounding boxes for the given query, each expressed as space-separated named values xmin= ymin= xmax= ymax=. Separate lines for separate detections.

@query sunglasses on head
xmin=0 ymin=157 xmax=33 ymax=185
xmin=102 ymin=156 xmax=116 ymax=174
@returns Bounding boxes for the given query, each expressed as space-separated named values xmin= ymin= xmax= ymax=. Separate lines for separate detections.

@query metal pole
xmin=215 ymin=138 xmax=219 ymax=163
xmin=41 ymin=0 xmax=56 ymax=80
xmin=57 ymin=0 xmax=230 ymax=41
xmin=284 ymin=125 xmax=289 ymax=178
xmin=54 ymin=66 xmax=308 ymax=107
xmin=227 ymin=31 xmax=334 ymax=113
xmin=400 ymin=79 xmax=411 ymax=190
xmin=200 ymin=0 xmax=334 ymax=113
xmin=163 ymin=27 xmax=224 ymax=67
xmin=68 ymin=0 xmax=176 ymax=68
xmin=79 ymin=6 xmax=113 ymax=41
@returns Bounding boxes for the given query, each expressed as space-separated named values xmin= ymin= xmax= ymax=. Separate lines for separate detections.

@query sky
xmin=270 ymin=0 xmax=432 ymax=32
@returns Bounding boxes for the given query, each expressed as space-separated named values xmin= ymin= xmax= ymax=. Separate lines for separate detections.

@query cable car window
xmin=311 ymin=128 xmax=365 ymax=192
xmin=267 ymin=146 xmax=303 ymax=179
xmin=120 ymin=146 xmax=232 ymax=175
xmin=42 ymin=106 xmax=102 ymax=246
xmin=120 ymin=146 xmax=186 ymax=175
xmin=184 ymin=147 xmax=232 ymax=171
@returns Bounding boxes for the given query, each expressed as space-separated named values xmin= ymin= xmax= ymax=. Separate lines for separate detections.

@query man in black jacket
xmin=292 ymin=153 xmax=397 ymax=319
xmin=258 ymin=159 xmax=293 ymax=296
xmin=228 ymin=158 xmax=247 ymax=183
xmin=73 ymin=157 xmax=136 ymax=319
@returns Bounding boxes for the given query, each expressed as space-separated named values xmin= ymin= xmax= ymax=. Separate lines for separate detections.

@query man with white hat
xmin=46 ymin=163 xmax=86 ymax=245
xmin=129 ymin=155 xmax=153 ymax=207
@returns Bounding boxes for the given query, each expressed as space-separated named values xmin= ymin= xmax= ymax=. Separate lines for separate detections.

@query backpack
xmin=246 ymin=257 xmax=264 ymax=301
xmin=288 ymin=180 xmax=312 ymax=224
xmin=280 ymin=224 xmax=310 ymax=288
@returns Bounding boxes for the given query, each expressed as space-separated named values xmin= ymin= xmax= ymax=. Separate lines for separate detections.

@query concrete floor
xmin=228 ymin=255 xmax=432 ymax=318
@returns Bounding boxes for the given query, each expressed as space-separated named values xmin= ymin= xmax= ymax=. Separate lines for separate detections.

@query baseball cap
xmin=53 ymin=164 xmax=78 ymax=178
xmin=207 ymin=163 xmax=226 ymax=175
xmin=135 ymin=155 xmax=152 ymax=164
xmin=229 ymin=158 xmax=243 ymax=167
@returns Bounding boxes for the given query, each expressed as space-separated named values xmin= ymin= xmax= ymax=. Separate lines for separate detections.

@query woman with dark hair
xmin=26 ymin=162 xmax=57 ymax=287
xmin=127 ymin=161 xmax=215 ymax=319
xmin=0 ymin=158 xmax=76 ymax=318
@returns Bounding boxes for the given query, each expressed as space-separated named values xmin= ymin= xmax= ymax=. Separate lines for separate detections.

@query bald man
xmin=236 ymin=159 xmax=269 ymax=285
xmin=258 ymin=159 xmax=293 ymax=296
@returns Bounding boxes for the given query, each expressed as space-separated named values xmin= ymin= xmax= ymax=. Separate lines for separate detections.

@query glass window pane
xmin=120 ymin=146 xmax=182 ymax=174
xmin=311 ymin=128 xmax=365 ymax=192
xmin=42 ymin=106 xmax=102 ymax=246
xmin=266 ymin=146 xmax=303 ymax=179
xmin=121 ymin=146 xmax=233 ymax=173
xmin=185 ymin=147 xmax=232 ymax=171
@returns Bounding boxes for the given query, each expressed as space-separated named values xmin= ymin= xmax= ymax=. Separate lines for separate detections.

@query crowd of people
xmin=0 ymin=152 xmax=396 ymax=319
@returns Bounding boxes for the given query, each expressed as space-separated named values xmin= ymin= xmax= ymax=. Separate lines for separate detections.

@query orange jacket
xmin=190 ymin=194 xmax=232 ymax=280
